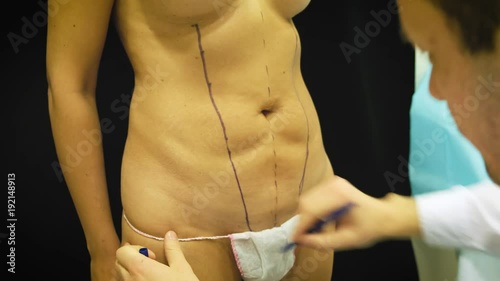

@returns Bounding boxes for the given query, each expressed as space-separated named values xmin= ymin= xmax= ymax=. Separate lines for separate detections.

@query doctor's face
xmin=397 ymin=0 xmax=500 ymax=177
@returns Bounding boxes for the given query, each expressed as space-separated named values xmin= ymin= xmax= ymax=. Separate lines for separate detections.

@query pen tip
xmin=282 ymin=243 xmax=296 ymax=252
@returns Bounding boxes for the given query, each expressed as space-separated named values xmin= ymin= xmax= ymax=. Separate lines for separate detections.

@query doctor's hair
xmin=429 ymin=0 xmax=500 ymax=54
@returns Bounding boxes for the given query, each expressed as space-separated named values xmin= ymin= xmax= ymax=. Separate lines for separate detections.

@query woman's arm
xmin=46 ymin=0 xmax=119 ymax=280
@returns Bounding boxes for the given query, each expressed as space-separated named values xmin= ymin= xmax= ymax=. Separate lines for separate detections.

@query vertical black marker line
xmin=261 ymin=11 xmax=278 ymax=226
xmin=192 ymin=24 xmax=252 ymax=231
xmin=262 ymin=11 xmax=271 ymax=98
xmin=290 ymin=23 xmax=310 ymax=196
xmin=265 ymin=64 xmax=271 ymax=97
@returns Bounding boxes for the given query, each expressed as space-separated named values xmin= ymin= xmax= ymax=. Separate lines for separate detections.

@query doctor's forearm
xmin=379 ymin=193 xmax=421 ymax=240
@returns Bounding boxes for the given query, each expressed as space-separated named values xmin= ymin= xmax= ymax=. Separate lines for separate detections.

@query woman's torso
xmin=115 ymin=0 xmax=333 ymax=238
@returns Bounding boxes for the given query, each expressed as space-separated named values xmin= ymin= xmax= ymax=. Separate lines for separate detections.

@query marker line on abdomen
xmin=192 ymin=23 xmax=252 ymax=231
xmin=291 ymin=25 xmax=310 ymax=195
xmin=261 ymin=11 xmax=278 ymax=225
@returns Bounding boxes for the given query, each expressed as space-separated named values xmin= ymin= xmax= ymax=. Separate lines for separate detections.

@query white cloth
xmin=228 ymin=216 xmax=299 ymax=281
xmin=415 ymin=180 xmax=500 ymax=281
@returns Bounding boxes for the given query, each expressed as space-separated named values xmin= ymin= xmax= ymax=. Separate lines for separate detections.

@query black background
xmin=5 ymin=0 xmax=418 ymax=280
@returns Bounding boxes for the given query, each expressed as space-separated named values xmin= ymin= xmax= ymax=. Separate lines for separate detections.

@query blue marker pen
xmin=283 ymin=202 xmax=356 ymax=252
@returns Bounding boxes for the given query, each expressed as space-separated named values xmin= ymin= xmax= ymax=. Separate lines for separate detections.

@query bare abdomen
xmin=120 ymin=86 xmax=330 ymax=239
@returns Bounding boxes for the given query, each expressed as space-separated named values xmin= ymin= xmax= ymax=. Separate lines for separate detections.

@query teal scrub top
xmin=409 ymin=66 xmax=489 ymax=195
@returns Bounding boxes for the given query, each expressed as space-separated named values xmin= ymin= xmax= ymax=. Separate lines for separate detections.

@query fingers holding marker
xmin=116 ymin=244 xmax=158 ymax=270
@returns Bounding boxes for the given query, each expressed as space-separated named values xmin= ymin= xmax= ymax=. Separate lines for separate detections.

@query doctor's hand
xmin=291 ymin=175 xmax=419 ymax=251
xmin=115 ymin=231 xmax=200 ymax=281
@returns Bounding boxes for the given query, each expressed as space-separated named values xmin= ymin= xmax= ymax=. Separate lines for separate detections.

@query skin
xmin=115 ymin=231 xmax=199 ymax=281
xmin=116 ymin=0 xmax=499 ymax=279
xmin=292 ymin=0 xmax=500 ymax=251
xmin=47 ymin=1 xmax=119 ymax=280
xmin=47 ymin=0 xmax=334 ymax=280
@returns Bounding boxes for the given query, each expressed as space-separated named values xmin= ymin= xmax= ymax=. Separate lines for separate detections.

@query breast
xmin=118 ymin=0 xmax=244 ymax=24
xmin=155 ymin=0 xmax=311 ymax=20
xmin=268 ymin=0 xmax=311 ymax=18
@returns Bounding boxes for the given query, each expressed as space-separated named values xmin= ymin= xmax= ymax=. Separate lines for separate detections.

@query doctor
xmin=293 ymin=0 xmax=500 ymax=280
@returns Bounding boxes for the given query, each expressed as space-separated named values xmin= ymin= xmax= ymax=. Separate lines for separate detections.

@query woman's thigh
xmin=282 ymin=246 xmax=334 ymax=281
